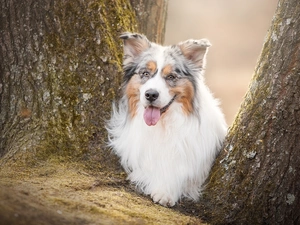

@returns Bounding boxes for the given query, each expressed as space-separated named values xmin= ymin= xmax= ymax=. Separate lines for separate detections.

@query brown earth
xmin=0 ymin=158 xmax=206 ymax=225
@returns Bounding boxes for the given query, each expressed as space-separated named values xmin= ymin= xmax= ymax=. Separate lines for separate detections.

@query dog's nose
xmin=145 ymin=89 xmax=159 ymax=102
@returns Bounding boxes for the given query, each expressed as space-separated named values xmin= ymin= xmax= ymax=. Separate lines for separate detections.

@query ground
xmin=0 ymin=158 xmax=206 ymax=225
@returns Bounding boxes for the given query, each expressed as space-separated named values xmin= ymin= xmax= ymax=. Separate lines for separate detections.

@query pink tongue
xmin=143 ymin=106 xmax=161 ymax=126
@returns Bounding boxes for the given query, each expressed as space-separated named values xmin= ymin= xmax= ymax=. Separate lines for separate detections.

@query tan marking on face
xmin=170 ymin=79 xmax=194 ymax=114
xmin=162 ymin=64 xmax=173 ymax=76
xmin=125 ymin=75 xmax=141 ymax=118
xmin=146 ymin=61 xmax=157 ymax=73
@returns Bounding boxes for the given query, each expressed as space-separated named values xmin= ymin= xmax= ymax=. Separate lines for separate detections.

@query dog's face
xmin=120 ymin=32 xmax=211 ymax=126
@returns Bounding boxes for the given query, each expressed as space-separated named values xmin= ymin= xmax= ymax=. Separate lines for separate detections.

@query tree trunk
xmin=0 ymin=0 xmax=168 ymax=163
xmin=0 ymin=0 xmax=139 ymax=162
xmin=202 ymin=0 xmax=300 ymax=224
xmin=1 ymin=1 xmax=200 ymax=225
xmin=129 ymin=0 xmax=168 ymax=44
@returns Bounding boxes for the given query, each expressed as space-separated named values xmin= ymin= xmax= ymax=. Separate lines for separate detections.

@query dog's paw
xmin=151 ymin=192 xmax=176 ymax=207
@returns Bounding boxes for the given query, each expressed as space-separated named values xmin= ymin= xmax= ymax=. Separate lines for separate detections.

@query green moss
xmin=0 ymin=2 xmax=205 ymax=225
xmin=201 ymin=20 xmax=279 ymax=223
xmin=36 ymin=0 xmax=137 ymax=159
xmin=0 ymin=161 xmax=203 ymax=224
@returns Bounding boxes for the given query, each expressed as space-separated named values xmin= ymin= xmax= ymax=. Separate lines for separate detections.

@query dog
xmin=107 ymin=32 xmax=227 ymax=207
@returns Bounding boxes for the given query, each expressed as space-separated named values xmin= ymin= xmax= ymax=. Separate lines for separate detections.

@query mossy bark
xmin=0 ymin=0 xmax=137 ymax=162
xmin=202 ymin=0 xmax=300 ymax=224
xmin=0 ymin=1 xmax=204 ymax=225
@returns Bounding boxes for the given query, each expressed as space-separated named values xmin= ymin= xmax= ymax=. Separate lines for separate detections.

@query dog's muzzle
xmin=145 ymin=89 xmax=159 ymax=103
xmin=160 ymin=95 xmax=176 ymax=114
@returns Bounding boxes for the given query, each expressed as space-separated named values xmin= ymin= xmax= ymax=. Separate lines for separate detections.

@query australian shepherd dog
xmin=107 ymin=32 xmax=227 ymax=207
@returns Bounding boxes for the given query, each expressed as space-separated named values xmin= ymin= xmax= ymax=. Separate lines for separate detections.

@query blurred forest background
xmin=165 ymin=0 xmax=277 ymax=124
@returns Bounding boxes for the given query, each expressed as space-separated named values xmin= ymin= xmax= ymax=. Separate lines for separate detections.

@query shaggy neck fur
xmin=107 ymin=32 xmax=227 ymax=207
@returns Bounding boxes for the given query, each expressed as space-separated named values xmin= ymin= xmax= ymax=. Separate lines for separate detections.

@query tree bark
xmin=202 ymin=0 xmax=300 ymax=224
xmin=0 ymin=1 xmax=182 ymax=224
xmin=0 ymin=0 xmax=168 ymax=163
xmin=0 ymin=0 xmax=139 ymax=162
xmin=129 ymin=0 xmax=168 ymax=44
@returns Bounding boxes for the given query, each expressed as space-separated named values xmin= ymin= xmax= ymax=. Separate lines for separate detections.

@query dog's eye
xmin=166 ymin=74 xmax=176 ymax=80
xmin=140 ymin=71 xmax=151 ymax=78
xmin=142 ymin=71 xmax=150 ymax=77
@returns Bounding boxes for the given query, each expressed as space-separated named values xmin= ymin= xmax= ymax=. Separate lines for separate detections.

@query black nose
xmin=145 ymin=89 xmax=159 ymax=102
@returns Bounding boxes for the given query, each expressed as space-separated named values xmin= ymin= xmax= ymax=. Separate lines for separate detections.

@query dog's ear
xmin=178 ymin=39 xmax=211 ymax=69
xmin=120 ymin=32 xmax=151 ymax=64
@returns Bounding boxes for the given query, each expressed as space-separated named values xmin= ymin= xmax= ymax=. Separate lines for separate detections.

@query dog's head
xmin=120 ymin=32 xmax=211 ymax=126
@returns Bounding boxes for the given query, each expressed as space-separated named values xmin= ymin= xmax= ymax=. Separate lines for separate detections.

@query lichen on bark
xmin=202 ymin=0 xmax=300 ymax=223
xmin=0 ymin=1 xmax=205 ymax=224
xmin=0 ymin=0 xmax=137 ymax=162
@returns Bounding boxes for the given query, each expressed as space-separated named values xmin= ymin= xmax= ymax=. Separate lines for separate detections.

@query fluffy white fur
xmin=107 ymin=32 xmax=227 ymax=207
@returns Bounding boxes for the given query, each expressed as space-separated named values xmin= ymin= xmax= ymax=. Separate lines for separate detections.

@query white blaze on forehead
xmin=120 ymin=32 xmax=211 ymax=126
xmin=140 ymin=71 xmax=171 ymax=108
xmin=139 ymin=46 xmax=172 ymax=109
